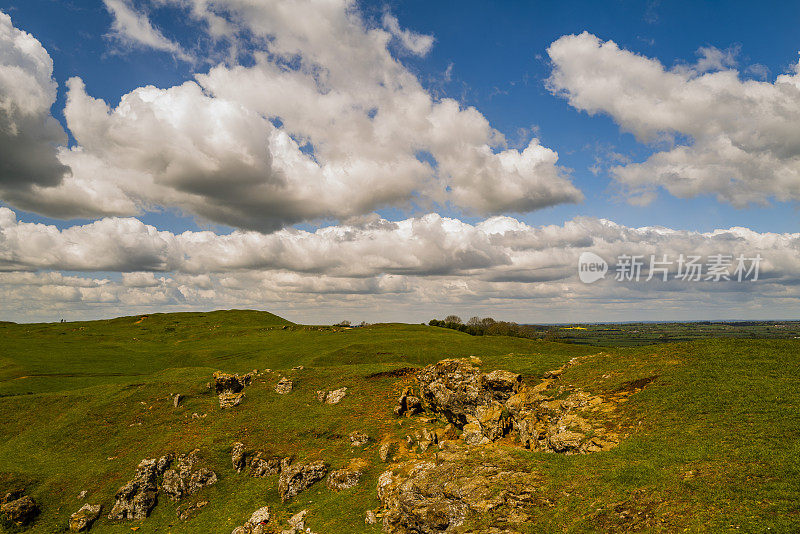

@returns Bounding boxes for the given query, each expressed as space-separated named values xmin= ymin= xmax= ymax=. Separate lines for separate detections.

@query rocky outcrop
xmin=377 ymin=448 xmax=539 ymax=534
xmin=316 ymin=387 xmax=348 ymax=404
xmin=248 ymin=452 xmax=284 ymax=478
xmin=327 ymin=458 xmax=369 ymax=491
xmin=69 ymin=503 xmax=101 ymax=531
xmin=278 ymin=460 xmax=328 ymax=501
xmin=177 ymin=500 xmax=208 ymax=521
xmin=108 ymin=456 xmax=171 ymax=520
xmin=1 ymin=494 xmax=38 ymax=526
xmin=214 ymin=371 xmax=254 ymax=408
xmin=275 ymin=377 xmax=293 ymax=394
xmin=161 ymin=449 xmax=218 ymax=502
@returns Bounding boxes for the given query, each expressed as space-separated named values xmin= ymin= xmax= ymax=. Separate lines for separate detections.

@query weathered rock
xmin=326 ymin=387 xmax=348 ymax=404
xmin=377 ymin=448 xmax=539 ymax=533
xmin=231 ymin=505 xmax=270 ymax=534
xmin=415 ymin=359 xmax=484 ymax=426
xmin=379 ymin=440 xmax=398 ymax=462
xmin=161 ymin=450 xmax=218 ymax=502
xmin=219 ymin=391 xmax=246 ymax=409
xmin=275 ymin=377 xmax=293 ymax=394
xmin=481 ymin=370 xmax=522 ymax=402
xmin=108 ymin=457 xmax=169 ymax=520
xmin=278 ymin=460 xmax=328 ymax=501
xmin=349 ymin=430 xmax=370 ymax=447
xmin=1 ymin=495 xmax=38 ymax=526
xmin=173 ymin=393 xmax=183 ymax=407
xmin=248 ymin=452 xmax=283 ymax=477
xmin=394 ymin=387 xmax=424 ymax=417
xmin=69 ymin=503 xmax=102 ymax=531
xmin=213 ymin=371 xmax=248 ymax=394
xmin=327 ymin=458 xmax=369 ymax=491
xmin=315 ymin=390 xmax=328 ymax=402
xmin=474 ymin=401 xmax=510 ymax=441
xmin=231 ymin=442 xmax=246 ymax=472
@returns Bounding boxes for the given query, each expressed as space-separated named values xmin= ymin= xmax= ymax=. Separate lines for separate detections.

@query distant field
xmin=1 ymin=310 xmax=799 ymax=532
xmin=535 ymin=320 xmax=800 ymax=346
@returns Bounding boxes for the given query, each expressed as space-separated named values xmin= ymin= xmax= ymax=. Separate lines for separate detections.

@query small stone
xmin=275 ymin=377 xmax=293 ymax=394
xmin=379 ymin=440 xmax=397 ymax=462
xmin=219 ymin=391 xmax=245 ymax=409
xmin=365 ymin=510 xmax=377 ymax=524
xmin=348 ymin=431 xmax=370 ymax=447
xmin=325 ymin=387 xmax=348 ymax=404
xmin=173 ymin=393 xmax=183 ymax=407
xmin=315 ymin=390 xmax=328 ymax=402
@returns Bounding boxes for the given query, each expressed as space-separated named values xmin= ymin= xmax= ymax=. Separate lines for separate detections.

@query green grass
xmin=0 ymin=310 xmax=798 ymax=532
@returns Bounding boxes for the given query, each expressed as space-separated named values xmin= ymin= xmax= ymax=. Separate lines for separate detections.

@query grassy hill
xmin=0 ymin=310 xmax=798 ymax=532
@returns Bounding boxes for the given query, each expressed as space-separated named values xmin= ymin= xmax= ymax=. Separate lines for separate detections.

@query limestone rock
xmin=1 ymin=495 xmax=38 ymax=526
xmin=219 ymin=391 xmax=246 ymax=409
xmin=393 ymin=387 xmax=423 ymax=417
xmin=348 ymin=430 xmax=370 ymax=447
xmin=177 ymin=500 xmax=208 ymax=521
xmin=315 ymin=390 xmax=328 ymax=402
xmin=481 ymin=370 xmax=522 ymax=402
xmin=69 ymin=503 xmax=102 ymax=531
xmin=326 ymin=387 xmax=348 ymax=404
xmin=231 ymin=442 xmax=246 ymax=472
xmin=213 ymin=371 xmax=249 ymax=394
xmin=231 ymin=505 xmax=270 ymax=534
xmin=379 ymin=440 xmax=397 ymax=462
xmin=275 ymin=377 xmax=293 ymax=394
xmin=248 ymin=452 xmax=283 ymax=478
xmin=173 ymin=394 xmax=183 ymax=407
xmin=161 ymin=450 xmax=218 ymax=502
xmin=365 ymin=509 xmax=377 ymax=524
xmin=327 ymin=458 xmax=369 ymax=491
xmin=278 ymin=460 xmax=328 ymax=501
xmin=108 ymin=457 xmax=169 ymax=520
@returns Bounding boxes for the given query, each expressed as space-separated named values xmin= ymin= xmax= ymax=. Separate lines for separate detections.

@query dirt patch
xmin=366 ymin=367 xmax=416 ymax=379
xmin=614 ymin=375 xmax=659 ymax=393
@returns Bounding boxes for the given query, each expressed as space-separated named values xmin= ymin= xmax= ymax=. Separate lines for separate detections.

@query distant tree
xmin=359 ymin=320 xmax=369 ymax=327
xmin=336 ymin=320 xmax=351 ymax=327
xmin=443 ymin=315 xmax=462 ymax=325
xmin=480 ymin=317 xmax=496 ymax=328
xmin=467 ymin=316 xmax=482 ymax=327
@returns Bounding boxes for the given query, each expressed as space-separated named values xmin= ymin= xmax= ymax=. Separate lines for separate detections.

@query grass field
xmin=1 ymin=310 xmax=798 ymax=532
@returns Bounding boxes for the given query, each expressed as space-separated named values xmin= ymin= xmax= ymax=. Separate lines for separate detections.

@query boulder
xmin=248 ymin=452 xmax=283 ymax=478
xmin=231 ymin=505 xmax=270 ymax=534
xmin=278 ymin=460 xmax=328 ymax=501
xmin=1 ymin=495 xmax=38 ymax=526
xmin=108 ymin=458 xmax=166 ymax=520
xmin=69 ymin=503 xmax=102 ymax=531
xmin=326 ymin=387 xmax=348 ymax=404
xmin=326 ymin=458 xmax=369 ymax=491
xmin=231 ymin=442 xmax=246 ymax=472
xmin=481 ymin=370 xmax=522 ymax=402
xmin=415 ymin=359 xmax=484 ymax=426
xmin=161 ymin=450 xmax=218 ymax=502
xmin=393 ymin=387 xmax=423 ymax=417
xmin=275 ymin=377 xmax=293 ymax=394
xmin=213 ymin=371 xmax=248 ymax=394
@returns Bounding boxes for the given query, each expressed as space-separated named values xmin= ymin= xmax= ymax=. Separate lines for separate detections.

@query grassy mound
xmin=0 ymin=310 xmax=798 ymax=532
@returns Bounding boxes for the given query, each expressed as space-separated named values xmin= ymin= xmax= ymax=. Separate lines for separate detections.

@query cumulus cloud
xmin=0 ymin=12 xmax=69 ymax=203
xmin=0 ymin=2 xmax=581 ymax=229
xmin=547 ymin=32 xmax=800 ymax=206
xmin=0 ymin=206 xmax=798 ymax=322
xmin=103 ymin=0 xmax=191 ymax=60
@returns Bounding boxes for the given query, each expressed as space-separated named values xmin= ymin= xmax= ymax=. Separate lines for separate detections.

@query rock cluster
xmin=230 ymin=442 xmax=292 ymax=478
xmin=412 ymin=358 xmax=620 ymax=454
xmin=1 ymin=492 xmax=38 ymax=526
xmin=107 ymin=456 xmax=171 ymax=520
xmin=161 ymin=449 xmax=218 ymax=502
xmin=69 ymin=503 xmax=101 ymax=531
xmin=315 ymin=387 xmax=348 ymax=404
xmin=278 ymin=460 xmax=328 ymax=501
xmin=231 ymin=505 xmax=270 ymax=534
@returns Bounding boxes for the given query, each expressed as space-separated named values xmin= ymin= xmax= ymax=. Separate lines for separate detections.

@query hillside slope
xmin=0 ymin=310 xmax=798 ymax=532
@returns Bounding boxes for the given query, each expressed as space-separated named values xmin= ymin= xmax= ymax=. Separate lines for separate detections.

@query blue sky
xmin=0 ymin=0 xmax=798 ymax=322
xmin=3 ymin=0 xmax=799 ymax=233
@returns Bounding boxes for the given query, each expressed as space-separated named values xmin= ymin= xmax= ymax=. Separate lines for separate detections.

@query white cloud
xmin=0 ymin=2 xmax=581 ymax=229
xmin=382 ymin=13 xmax=434 ymax=57
xmin=547 ymin=32 xmax=800 ymax=207
xmin=103 ymin=0 xmax=191 ymax=61
xmin=0 ymin=11 xmax=69 ymax=202
xmin=0 ymin=206 xmax=798 ymax=322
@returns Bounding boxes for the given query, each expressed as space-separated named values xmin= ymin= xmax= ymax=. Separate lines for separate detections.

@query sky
xmin=0 ymin=0 xmax=798 ymax=324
